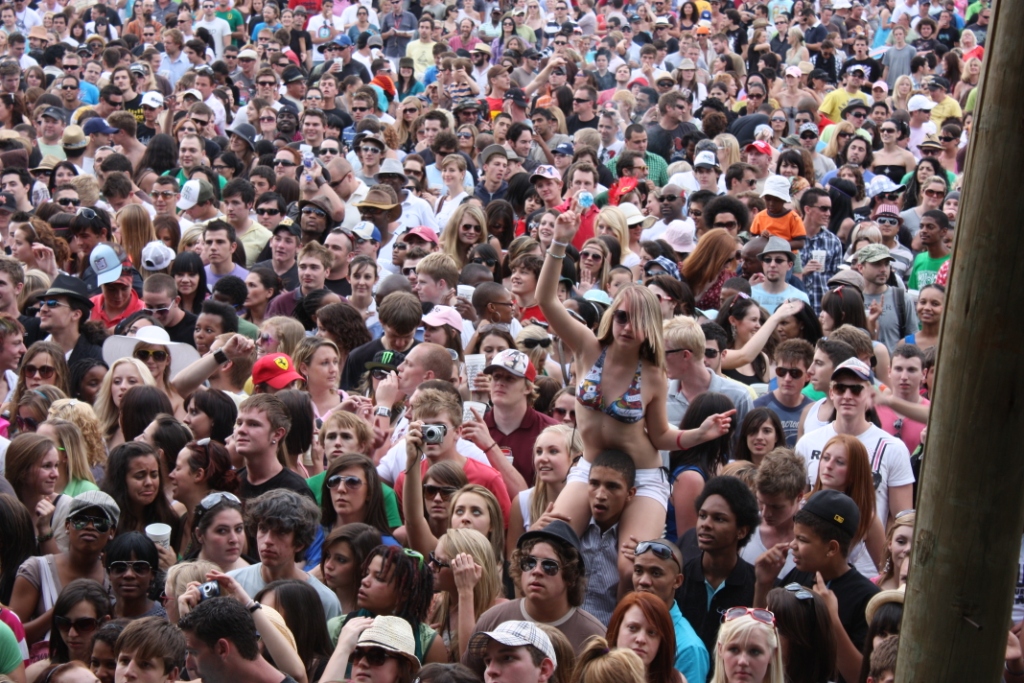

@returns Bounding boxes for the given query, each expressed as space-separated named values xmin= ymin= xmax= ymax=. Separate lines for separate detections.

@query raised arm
xmin=171 ymin=334 xmax=254 ymax=396
xmin=402 ymin=421 xmax=440 ymax=555
xmin=538 ymin=206 xmax=602 ymax=356
xmin=722 ymin=300 xmax=807 ymax=370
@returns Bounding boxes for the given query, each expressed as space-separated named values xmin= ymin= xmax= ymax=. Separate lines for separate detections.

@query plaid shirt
xmin=799 ymin=228 xmax=844 ymax=314
xmin=606 ymin=150 xmax=669 ymax=187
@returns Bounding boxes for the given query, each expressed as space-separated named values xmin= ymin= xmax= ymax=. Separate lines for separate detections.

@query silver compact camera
xmin=422 ymin=424 xmax=448 ymax=444
xmin=198 ymin=581 xmax=221 ymax=601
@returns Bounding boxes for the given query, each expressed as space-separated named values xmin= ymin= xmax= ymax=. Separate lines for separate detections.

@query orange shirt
xmin=749 ymin=209 xmax=807 ymax=249
xmin=89 ymin=290 xmax=144 ymax=330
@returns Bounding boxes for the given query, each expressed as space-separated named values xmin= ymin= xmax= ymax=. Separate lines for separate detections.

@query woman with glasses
xmin=506 ymin=424 xmax=581 ymax=557
xmin=12 ymin=496 xmax=115 ymax=656
xmin=27 ymin=579 xmax=110 ymax=679
xmin=440 ymin=204 xmax=489 ymax=270
xmin=101 ymin=327 xmax=195 ymax=419
xmin=315 ymin=454 xmax=397 ymax=562
xmin=212 ymin=151 xmax=243 ymax=181
xmin=764 ymin=585 xmax=836 ymax=683
xmin=395 ymin=97 xmax=423 ymax=153
xmin=936 ymin=123 xmax=962 ymax=174
xmin=173 ymin=115 xmax=201 ymax=143
xmin=489 ymin=16 xmax=518 ymax=64
xmin=515 ymin=324 xmax=559 ymax=379
xmin=256 ymin=315 xmax=305 ymax=359
xmin=575 ymin=237 xmax=610 ymax=295
xmin=257 ymin=105 xmax=279 ymax=141
xmin=822 ymin=121 xmax=856 ymax=166
xmin=328 ymin=544 xmax=445 ymax=664
xmin=900 ymin=173 xmax=947 ymax=241
xmin=183 ymin=491 xmax=249 ymax=572
xmin=5 ymin=341 xmax=70 ymax=424
xmin=712 ymin=608 xmax=789 ymax=683
xmin=12 ymin=386 xmax=64 ymax=438
xmin=871 ymin=119 xmax=915 ymax=185
xmin=346 ymin=4 xmax=378 ymax=43
xmin=427 ymin=527 xmax=505 ymax=660
xmin=104 ymin=532 xmax=165 ymax=620
xmin=402 ymin=154 xmax=427 ymax=192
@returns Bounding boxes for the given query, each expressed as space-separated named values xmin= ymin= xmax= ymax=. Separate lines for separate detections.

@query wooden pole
xmin=895 ymin=0 xmax=1024 ymax=680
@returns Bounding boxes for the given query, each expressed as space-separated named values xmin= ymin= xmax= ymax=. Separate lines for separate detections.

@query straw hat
xmin=355 ymin=616 xmax=420 ymax=667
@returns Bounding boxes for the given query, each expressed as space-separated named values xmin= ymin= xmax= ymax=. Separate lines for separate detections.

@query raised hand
xmin=451 ymin=552 xmax=482 ymax=594
xmin=754 ymin=542 xmax=789 ymax=585
xmin=553 ymin=208 xmax=580 ymax=245
xmin=699 ymin=409 xmax=736 ymax=439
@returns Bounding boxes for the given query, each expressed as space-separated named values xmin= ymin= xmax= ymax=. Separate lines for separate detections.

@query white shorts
xmin=566 ymin=459 xmax=671 ymax=509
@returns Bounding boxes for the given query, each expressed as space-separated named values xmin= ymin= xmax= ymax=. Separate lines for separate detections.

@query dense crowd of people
xmin=0 ymin=0 xmax=1011 ymax=681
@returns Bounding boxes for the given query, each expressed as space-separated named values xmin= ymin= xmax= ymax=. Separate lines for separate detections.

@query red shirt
xmin=555 ymin=198 xmax=598 ymax=250
xmin=89 ymin=290 xmax=144 ymax=330
xmin=484 ymin=407 xmax=558 ymax=486
xmin=518 ymin=304 xmax=546 ymax=326
xmin=395 ymin=456 xmax=511 ymax=527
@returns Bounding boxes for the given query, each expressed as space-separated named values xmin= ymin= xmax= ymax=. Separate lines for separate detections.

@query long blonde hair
xmin=262 ymin=317 xmax=307 ymax=359
xmin=41 ymin=418 xmax=95 ymax=486
xmin=449 ymin=484 xmax=505 ymax=564
xmin=441 ymin=203 xmax=489 ymax=269
xmin=395 ymin=96 xmax=423 ymax=147
xmin=515 ymin=324 xmax=552 ymax=378
xmin=714 ymin=133 xmax=741 ymax=169
xmin=596 ymin=284 xmax=665 ymax=366
xmin=823 ymin=121 xmax=857 ymax=161
xmin=711 ymin=614 xmax=785 ymax=683
xmin=529 ymin=424 xmax=582 ymax=525
xmin=116 ymin=204 xmax=157 ymax=275
xmin=596 ymin=206 xmax=629 ymax=253
xmin=94 ymin=358 xmax=156 ymax=438
xmin=430 ymin=528 xmax=500 ymax=660
xmin=48 ymin=399 xmax=106 ymax=470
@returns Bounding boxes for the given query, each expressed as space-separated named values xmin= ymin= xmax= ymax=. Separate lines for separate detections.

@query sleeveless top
xmin=801 ymin=397 xmax=831 ymax=436
xmin=873 ymin=164 xmax=907 ymax=184
xmin=665 ymin=465 xmax=709 ymax=544
xmin=577 ymin=347 xmax=645 ymax=424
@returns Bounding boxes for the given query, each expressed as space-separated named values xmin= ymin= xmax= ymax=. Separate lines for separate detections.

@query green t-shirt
xmin=63 ymin=478 xmax=99 ymax=497
xmin=801 ymin=385 xmax=826 ymax=401
xmin=0 ymin=620 xmax=21 ymax=677
xmin=237 ymin=318 xmax=259 ymax=341
xmin=306 ymin=472 xmax=402 ymax=528
xmin=907 ymin=251 xmax=951 ymax=290
xmin=217 ymin=9 xmax=245 ymax=46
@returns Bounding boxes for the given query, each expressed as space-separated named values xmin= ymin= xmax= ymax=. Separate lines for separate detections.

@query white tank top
xmin=802 ymin=397 xmax=832 ymax=435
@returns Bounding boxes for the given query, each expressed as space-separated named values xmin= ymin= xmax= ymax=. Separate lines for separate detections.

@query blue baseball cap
xmin=83 ymin=118 xmax=118 ymax=135
xmin=352 ymin=221 xmax=382 ymax=242
xmin=553 ymin=142 xmax=574 ymax=156
xmin=319 ymin=33 xmax=353 ymax=52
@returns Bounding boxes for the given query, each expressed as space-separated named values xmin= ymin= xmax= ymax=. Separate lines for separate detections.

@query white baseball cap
xmin=140 ymin=91 xmax=164 ymax=108
xmin=908 ymin=94 xmax=936 ymax=111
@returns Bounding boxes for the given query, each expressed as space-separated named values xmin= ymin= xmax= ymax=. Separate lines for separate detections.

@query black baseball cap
xmin=517 ymin=520 xmax=585 ymax=573
xmin=0 ymin=192 xmax=16 ymax=213
xmin=272 ymin=217 xmax=300 ymax=238
xmin=801 ymin=490 xmax=860 ymax=538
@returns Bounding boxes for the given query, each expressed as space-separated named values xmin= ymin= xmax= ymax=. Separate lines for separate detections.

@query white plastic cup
xmin=145 ymin=523 xmax=172 ymax=549
xmin=457 ymin=284 xmax=476 ymax=299
xmin=464 ymin=353 xmax=486 ymax=386
xmin=464 ymin=400 xmax=488 ymax=422
xmin=811 ymin=249 xmax=826 ymax=264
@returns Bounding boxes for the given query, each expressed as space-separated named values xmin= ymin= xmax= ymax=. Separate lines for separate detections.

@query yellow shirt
xmin=405 ymin=39 xmax=436 ymax=79
xmin=818 ymin=88 xmax=860 ymax=123
xmin=930 ymin=95 xmax=962 ymax=127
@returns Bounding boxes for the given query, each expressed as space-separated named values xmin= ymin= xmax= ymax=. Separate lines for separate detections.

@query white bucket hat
xmin=102 ymin=326 xmax=200 ymax=379
xmin=761 ymin=175 xmax=792 ymax=203
xmin=354 ymin=616 xmax=420 ymax=668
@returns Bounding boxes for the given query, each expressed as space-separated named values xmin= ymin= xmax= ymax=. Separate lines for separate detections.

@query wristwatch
xmin=374 ymin=406 xmax=392 ymax=417
xmin=246 ymin=600 xmax=262 ymax=613
xmin=213 ymin=348 xmax=229 ymax=365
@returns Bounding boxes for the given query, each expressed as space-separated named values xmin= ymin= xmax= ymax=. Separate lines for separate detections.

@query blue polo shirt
xmin=669 ymin=600 xmax=710 ymax=683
